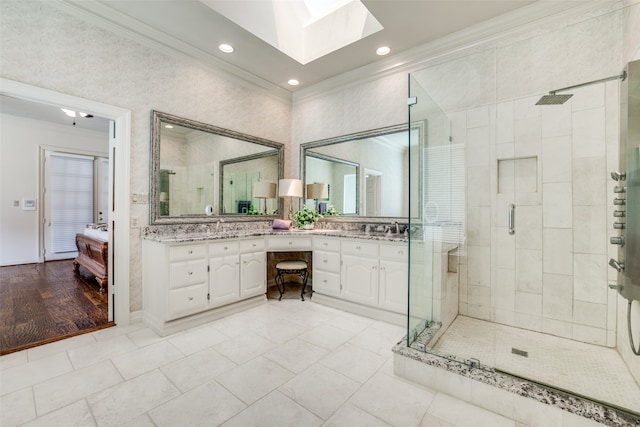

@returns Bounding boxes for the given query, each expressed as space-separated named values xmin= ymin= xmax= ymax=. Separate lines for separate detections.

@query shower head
xmin=535 ymin=93 xmax=573 ymax=105
xmin=536 ymin=71 xmax=627 ymax=106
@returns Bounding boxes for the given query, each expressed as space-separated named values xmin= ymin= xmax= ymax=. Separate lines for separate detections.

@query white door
xmin=240 ymin=251 xmax=266 ymax=298
xmin=379 ymin=258 xmax=408 ymax=314
xmin=341 ymin=254 xmax=378 ymax=306
xmin=96 ymin=157 xmax=109 ymax=223
xmin=43 ymin=151 xmax=94 ymax=261
xmin=209 ymin=254 xmax=240 ymax=307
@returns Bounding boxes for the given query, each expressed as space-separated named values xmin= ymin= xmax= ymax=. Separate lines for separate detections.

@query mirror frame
xmin=300 ymin=123 xmax=410 ymax=222
xmin=150 ymin=110 xmax=284 ymax=224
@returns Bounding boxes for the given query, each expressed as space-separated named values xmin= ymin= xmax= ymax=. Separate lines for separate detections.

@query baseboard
xmin=312 ymin=293 xmax=406 ymax=326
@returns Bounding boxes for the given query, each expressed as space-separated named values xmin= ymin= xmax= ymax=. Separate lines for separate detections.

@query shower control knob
xmin=613 ymin=186 xmax=626 ymax=193
xmin=611 ymin=171 xmax=626 ymax=181
xmin=613 ymin=211 xmax=626 ymax=217
xmin=613 ymin=222 xmax=626 ymax=229
xmin=614 ymin=198 xmax=626 ymax=206
xmin=609 ymin=258 xmax=625 ymax=272
xmin=610 ymin=236 xmax=625 ymax=246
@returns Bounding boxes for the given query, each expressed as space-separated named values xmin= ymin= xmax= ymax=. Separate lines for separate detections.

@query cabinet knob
xmin=324 ymin=242 xmax=328 ymax=246
xmin=356 ymin=246 xmax=361 ymax=250
xmin=188 ymin=250 xmax=193 ymax=254
xmin=252 ymin=243 xmax=256 ymax=247
xmin=188 ymin=296 xmax=193 ymax=301
xmin=224 ymin=246 xmax=228 ymax=250
xmin=398 ymin=250 xmax=403 ymax=254
xmin=323 ymin=279 xmax=327 ymax=283
xmin=323 ymin=260 xmax=328 ymax=263
xmin=188 ymin=272 xmax=193 ymax=275
xmin=288 ymin=241 xmax=293 ymax=245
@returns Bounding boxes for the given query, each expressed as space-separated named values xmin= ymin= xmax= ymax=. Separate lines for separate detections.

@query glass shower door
xmin=407 ymin=74 xmax=453 ymax=348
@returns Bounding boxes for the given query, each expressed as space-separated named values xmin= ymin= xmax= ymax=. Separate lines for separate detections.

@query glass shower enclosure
xmin=407 ymin=75 xmax=461 ymax=349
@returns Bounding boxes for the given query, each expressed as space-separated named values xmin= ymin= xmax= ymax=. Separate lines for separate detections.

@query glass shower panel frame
xmin=407 ymin=74 xmax=453 ymax=348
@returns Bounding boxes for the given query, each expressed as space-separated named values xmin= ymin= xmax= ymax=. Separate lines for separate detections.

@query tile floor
xmin=2 ymin=300 xmax=530 ymax=427
xmin=431 ymin=316 xmax=640 ymax=414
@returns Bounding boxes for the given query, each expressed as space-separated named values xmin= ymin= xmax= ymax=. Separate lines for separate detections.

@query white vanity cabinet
xmin=341 ymin=239 xmax=380 ymax=307
xmin=239 ymin=238 xmax=266 ymax=298
xmin=208 ymin=241 xmax=240 ymax=307
xmin=312 ymin=236 xmax=341 ymax=297
xmin=143 ymin=241 xmax=210 ymax=324
xmin=378 ymin=243 xmax=408 ymax=314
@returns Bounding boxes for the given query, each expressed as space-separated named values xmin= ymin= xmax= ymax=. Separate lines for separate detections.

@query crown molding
xmin=292 ymin=0 xmax=619 ymax=103
xmin=50 ymin=0 xmax=293 ymax=103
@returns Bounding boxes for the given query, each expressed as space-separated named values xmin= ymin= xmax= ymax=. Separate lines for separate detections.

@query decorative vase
xmin=301 ymin=222 xmax=315 ymax=230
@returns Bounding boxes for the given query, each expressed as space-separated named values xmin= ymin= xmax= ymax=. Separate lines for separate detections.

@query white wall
xmin=0 ymin=0 xmax=292 ymax=311
xmin=0 ymin=114 xmax=108 ymax=265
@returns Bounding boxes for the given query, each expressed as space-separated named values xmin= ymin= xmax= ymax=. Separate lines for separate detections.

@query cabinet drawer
xmin=239 ymin=239 xmax=265 ymax=252
xmin=209 ymin=241 xmax=239 ymax=257
xmin=313 ymin=270 xmax=341 ymax=296
xmin=313 ymin=236 xmax=340 ymax=251
xmin=266 ymin=236 xmax=312 ymax=251
xmin=169 ymin=244 xmax=207 ymax=261
xmin=169 ymin=259 xmax=208 ymax=289
xmin=341 ymin=240 xmax=378 ymax=257
xmin=313 ymin=250 xmax=340 ymax=273
xmin=168 ymin=283 xmax=208 ymax=319
xmin=380 ymin=243 xmax=408 ymax=261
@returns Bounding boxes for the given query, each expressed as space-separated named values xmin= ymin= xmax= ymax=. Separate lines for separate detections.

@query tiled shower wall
xmin=455 ymin=82 xmax=620 ymax=347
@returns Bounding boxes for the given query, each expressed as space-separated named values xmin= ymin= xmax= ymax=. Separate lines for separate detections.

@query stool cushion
xmin=276 ymin=261 xmax=307 ymax=270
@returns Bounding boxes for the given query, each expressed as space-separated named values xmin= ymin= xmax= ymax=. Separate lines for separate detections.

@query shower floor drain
xmin=511 ymin=348 xmax=529 ymax=357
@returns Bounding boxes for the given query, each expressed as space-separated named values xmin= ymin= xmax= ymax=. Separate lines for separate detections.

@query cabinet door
xmin=240 ymin=251 xmax=266 ymax=298
xmin=209 ymin=254 xmax=239 ymax=307
xmin=341 ymin=254 xmax=378 ymax=306
xmin=379 ymin=258 xmax=408 ymax=314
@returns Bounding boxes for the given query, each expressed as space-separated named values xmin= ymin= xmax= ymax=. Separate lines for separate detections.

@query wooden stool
xmin=274 ymin=260 xmax=309 ymax=301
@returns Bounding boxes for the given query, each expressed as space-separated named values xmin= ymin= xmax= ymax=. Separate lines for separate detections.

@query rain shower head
xmin=536 ymin=71 xmax=627 ymax=106
xmin=535 ymin=93 xmax=573 ymax=105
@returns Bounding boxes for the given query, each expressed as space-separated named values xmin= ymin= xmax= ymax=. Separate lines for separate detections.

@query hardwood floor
xmin=0 ymin=259 xmax=112 ymax=355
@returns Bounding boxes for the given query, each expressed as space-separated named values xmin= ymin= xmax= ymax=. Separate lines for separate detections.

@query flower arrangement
xmin=292 ymin=205 xmax=320 ymax=228
xmin=324 ymin=205 xmax=340 ymax=216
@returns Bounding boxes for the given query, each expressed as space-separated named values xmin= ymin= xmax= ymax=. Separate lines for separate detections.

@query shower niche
xmin=497 ymin=157 xmax=537 ymax=194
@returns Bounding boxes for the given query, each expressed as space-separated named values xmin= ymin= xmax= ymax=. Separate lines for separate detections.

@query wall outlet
xmin=13 ymin=200 xmax=19 ymax=207
xmin=131 ymin=216 xmax=139 ymax=228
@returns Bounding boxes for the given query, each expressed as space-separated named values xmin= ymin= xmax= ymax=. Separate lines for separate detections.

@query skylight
xmin=201 ymin=0 xmax=383 ymax=65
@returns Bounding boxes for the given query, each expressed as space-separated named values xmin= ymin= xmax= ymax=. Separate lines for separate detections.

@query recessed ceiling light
xmin=164 ymin=125 xmax=174 ymax=129
xmin=219 ymin=43 xmax=234 ymax=53
xmin=376 ymin=46 xmax=391 ymax=56
xmin=288 ymin=79 xmax=300 ymax=86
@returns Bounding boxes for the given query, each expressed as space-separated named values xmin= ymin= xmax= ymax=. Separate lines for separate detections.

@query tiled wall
xmin=406 ymin=3 xmax=629 ymax=347
xmin=453 ymin=82 xmax=620 ymax=347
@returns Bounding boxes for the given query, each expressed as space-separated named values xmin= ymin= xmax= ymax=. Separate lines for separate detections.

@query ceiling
xmin=62 ymin=0 xmax=537 ymax=93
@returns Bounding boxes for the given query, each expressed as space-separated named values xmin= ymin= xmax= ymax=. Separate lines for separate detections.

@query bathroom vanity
xmin=142 ymin=228 xmax=408 ymax=336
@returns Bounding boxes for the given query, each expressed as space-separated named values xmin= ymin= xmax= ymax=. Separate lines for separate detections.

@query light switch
xmin=13 ymin=200 xmax=19 ymax=207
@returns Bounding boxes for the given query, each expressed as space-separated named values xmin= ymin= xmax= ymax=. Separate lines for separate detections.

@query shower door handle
xmin=508 ymin=204 xmax=515 ymax=235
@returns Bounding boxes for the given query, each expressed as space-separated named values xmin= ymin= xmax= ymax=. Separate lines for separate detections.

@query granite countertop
xmin=141 ymin=228 xmax=409 ymax=244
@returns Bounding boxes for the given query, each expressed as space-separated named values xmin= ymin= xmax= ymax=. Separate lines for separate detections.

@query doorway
xmin=0 ymin=78 xmax=132 ymax=332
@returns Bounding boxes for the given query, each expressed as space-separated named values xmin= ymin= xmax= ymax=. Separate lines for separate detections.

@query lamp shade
xmin=253 ymin=181 xmax=276 ymax=199
xmin=278 ymin=179 xmax=303 ymax=198
xmin=307 ymin=183 xmax=328 ymax=199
